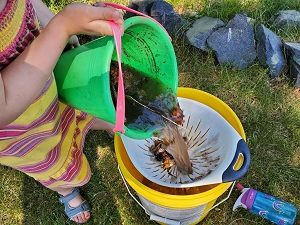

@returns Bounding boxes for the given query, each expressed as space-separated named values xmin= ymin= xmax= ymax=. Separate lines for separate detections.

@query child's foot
xmin=59 ymin=188 xmax=91 ymax=223
xmin=69 ymin=192 xmax=90 ymax=223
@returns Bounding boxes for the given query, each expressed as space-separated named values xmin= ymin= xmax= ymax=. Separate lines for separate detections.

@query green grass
xmin=1 ymin=0 xmax=300 ymax=224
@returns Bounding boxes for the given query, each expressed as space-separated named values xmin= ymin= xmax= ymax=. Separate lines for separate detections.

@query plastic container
xmin=114 ymin=87 xmax=247 ymax=224
xmin=53 ymin=16 xmax=178 ymax=139
xmin=234 ymin=183 xmax=298 ymax=225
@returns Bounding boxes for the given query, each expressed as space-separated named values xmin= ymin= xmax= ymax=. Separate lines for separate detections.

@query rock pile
xmin=128 ymin=0 xmax=300 ymax=88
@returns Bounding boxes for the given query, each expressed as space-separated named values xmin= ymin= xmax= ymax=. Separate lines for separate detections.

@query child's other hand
xmin=56 ymin=3 xmax=124 ymax=37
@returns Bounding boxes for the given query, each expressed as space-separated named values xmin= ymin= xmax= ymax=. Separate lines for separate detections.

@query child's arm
xmin=0 ymin=3 xmax=123 ymax=127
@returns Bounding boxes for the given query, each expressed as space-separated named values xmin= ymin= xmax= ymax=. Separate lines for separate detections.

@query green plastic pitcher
xmin=53 ymin=16 xmax=178 ymax=139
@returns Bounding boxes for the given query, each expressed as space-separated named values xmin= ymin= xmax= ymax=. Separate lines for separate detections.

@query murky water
xmin=110 ymin=61 xmax=177 ymax=132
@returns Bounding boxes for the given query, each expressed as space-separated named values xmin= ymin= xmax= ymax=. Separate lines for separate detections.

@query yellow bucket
xmin=114 ymin=87 xmax=246 ymax=224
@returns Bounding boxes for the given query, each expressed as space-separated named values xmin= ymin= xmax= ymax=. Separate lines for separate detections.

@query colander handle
xmin=222 ymin=139 xmax=251 ymax=182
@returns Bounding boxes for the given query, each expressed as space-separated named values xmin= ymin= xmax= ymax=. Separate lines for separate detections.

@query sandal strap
xmin=65 ymin=200 xmax=90 ymax=219
xmin=59 ymin=188 xmax=80 ymax=204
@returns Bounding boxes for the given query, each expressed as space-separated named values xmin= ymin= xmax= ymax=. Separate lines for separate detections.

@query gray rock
xmin=290 ymin=61 xmax=300 ymax=87
xmin=186 ymin=17 xmax=225 ymax=51
xmin=285 ymin=42 xmax=300 ymax=58
xmin=207 ymin=14 xmax=257 ymax=69
xmin=273 ymin=10 xmax=300 ymax=27
xmin=256 ymin=24 xmax=286 ymax=78
xmin=150 ymin=1 xmax=185 ymax=34
xmin=128 ymin=0 xmax=161 ymax=15
xmin=285 ymin=42 xmax=300 ymax=87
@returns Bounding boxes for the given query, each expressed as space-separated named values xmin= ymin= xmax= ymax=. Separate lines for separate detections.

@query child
xmin=0 ymin=0 xmax=124 ymax=223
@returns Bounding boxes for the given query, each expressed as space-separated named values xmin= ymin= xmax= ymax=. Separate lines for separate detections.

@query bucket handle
xmin=117 ymin=165 xmax=181 ymax=225
xmin=205 ymin=180 xmax=236 ymax=213
xmin=117 ymin=165 xmax=235 ymax=224
xmin=107 ymin=2 xmax=171 ymax=134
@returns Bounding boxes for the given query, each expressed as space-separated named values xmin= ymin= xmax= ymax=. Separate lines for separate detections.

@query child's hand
xmin=55 ymin=3 xmax=124 ymax=37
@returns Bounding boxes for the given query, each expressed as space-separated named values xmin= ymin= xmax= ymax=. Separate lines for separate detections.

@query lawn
xmin=0 ymin=0 xmax=299 ymax=225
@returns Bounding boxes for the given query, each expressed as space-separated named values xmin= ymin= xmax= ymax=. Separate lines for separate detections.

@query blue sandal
xmin=59 ymin=188 xmax=91 ymax=221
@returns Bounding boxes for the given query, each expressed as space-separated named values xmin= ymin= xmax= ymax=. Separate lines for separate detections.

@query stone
xmin=284 ymin=42 xmax=300 ymax=87
xmin=256 ymin=24 xmax=286 ymax=78
xmin=207 ymin=14 xmax=257 ymax=69
xmin=273 ymin=10 xmax=300 ymax=27
xmin=150 ymin=1 xmax=186 ymax=34
xmin=186 ymin=16 xmax=225 ymax=51
xmin=128 ymin=0 xmax=161 ymax=15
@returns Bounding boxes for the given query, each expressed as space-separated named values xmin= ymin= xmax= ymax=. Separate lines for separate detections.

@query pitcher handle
xmin=104 ymin=2 xmax=171 ymax=40
xmin=110 ymin=22 xmax=125 ymax=134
